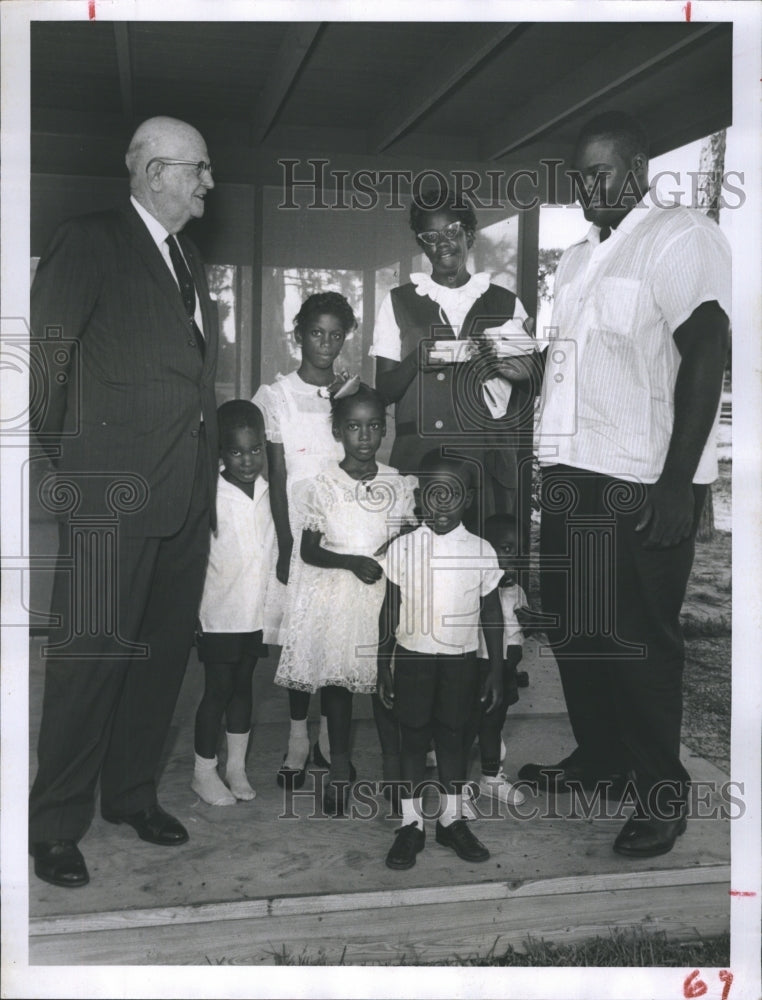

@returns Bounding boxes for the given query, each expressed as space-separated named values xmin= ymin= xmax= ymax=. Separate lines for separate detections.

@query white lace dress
xmin=253 ymin=371 xmax=345 ymax=644
xmin=275 ymin=463 xmax=417 ymax=693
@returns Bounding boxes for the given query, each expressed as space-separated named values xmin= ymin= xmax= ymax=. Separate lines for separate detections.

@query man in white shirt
xmin=522 ymin=112 xmax=731 ymax=859
xmin=29 ymin=117 xmax=218 ymax=887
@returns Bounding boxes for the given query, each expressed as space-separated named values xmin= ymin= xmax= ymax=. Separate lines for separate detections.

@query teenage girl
xmin=254 ymin=292 xmax=357 ymax=787
xmin=275 ymin=383 xmax=417 ymax=814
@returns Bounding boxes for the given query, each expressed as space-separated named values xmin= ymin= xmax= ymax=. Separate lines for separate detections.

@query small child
xmin=191 ymin=400 xmax=275 ymax=805
xmin=253 ymin=292 xmax=357 ymax=787
xmin=378 ymin=451 xmax=505 ymax=870
xmin=462 ymin=514 xmax=530 ymax=816
xmin=275 ymin=383 xmax=417 ymax=814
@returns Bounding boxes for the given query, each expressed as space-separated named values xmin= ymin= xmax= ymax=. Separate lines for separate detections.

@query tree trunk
xmin=694 ymin=129 xmax=727 ymax=542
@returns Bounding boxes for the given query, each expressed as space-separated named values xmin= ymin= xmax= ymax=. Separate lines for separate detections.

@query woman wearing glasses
xmin=369 ymin=186 xmax=540 ymax=798
xmin=371 ymin=186 xmax=539 ymax=527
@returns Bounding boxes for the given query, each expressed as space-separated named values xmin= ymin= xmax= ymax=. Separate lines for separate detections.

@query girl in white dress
xmin=253 ymin=292 xmax=356 ymax=788
xmin=275 ymin=384 xmax=417 ymax=814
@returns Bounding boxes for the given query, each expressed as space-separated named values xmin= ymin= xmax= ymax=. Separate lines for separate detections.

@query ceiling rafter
xmin=251 ymin=22 xmax=323 ymax=144
xmin=372 ymin=23 xmax=521 ymax=154
xmin=113 ymin=22 xmax=134 ymax=125
xmin=482 ymin=23 xmax=721 ymax=161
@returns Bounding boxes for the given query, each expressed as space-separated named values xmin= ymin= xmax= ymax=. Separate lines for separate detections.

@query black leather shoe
xmin=386 ymin=822 xmax=425 ymax=870
xmin=102 ymin=804 xmax=189 ymax=845
xmin=518 ymin=761 xmax=627 ymax=800
xmin=435 ymin=819 xmax=489 ymax=862
xmin=613 ymin=813 xmax=687 ymax=858
xmin=276 ymin=752 xmax=308 ymax=789
xmin=32 ymin=840 xmax=89 ymax=888
xmin=312 ymin=743 xmax=357 ymax=781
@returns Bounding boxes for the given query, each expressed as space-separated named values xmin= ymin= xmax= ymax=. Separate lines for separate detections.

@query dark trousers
xmin=539 ymin=465 xmax=705 ymax=800
xmin=29 ymin=434 xmax=211 ymax=843
xmin=394 ymin=646 xmax=479 ymax=795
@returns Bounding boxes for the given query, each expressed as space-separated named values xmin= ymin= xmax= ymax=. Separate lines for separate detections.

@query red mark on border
xmin=729 ymin=889 xmax=756 ymax=896
xmin=684 ymin=969 xmax=708 ymax=998
xmin=683 ymin=1 xmax=691 ymax=21
xmin=88 ymin=0 xmax=96 ymax=19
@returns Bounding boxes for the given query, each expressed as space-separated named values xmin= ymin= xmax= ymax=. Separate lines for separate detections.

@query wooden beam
xmin=372 ymin=23 xmax=521 ymax=154
xmin=113 ymin=23 xmax=134 ymax=126
xmin=251 ymin=23 xmax=322 ymax=143
xmin=29 ymin=865 xmax=730 ymax=965
xmin=482 ymin=23 xmax=721 ymax=161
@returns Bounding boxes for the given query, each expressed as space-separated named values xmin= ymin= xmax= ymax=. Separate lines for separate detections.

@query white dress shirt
xmin=130 ymin=195 xmax=205 ymax=334
xmin=535 ymin=202 xmax=731 ymax=484
xmin=383 ymin=523 xmax=503 ymax=655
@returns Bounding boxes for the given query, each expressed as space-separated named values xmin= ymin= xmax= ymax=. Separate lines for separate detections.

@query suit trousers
xmin=29 ymin=430 xmax=212 ymax=843
xmin=539 ymin=465 xmax=705 ymax=801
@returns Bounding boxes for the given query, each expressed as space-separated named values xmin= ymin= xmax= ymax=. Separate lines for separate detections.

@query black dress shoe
xmin=32 ymin=840 xmax=89 ymax=888
xmin=613 ymin=813 xmax=687 ymax=858
xmin=518 ymin=761 xmax=627 ymax=799
xmin=102 ymin=804 xmax=189 ymax=845
xmin=386 ymin=822 xmax=425 ymax=870
xmin=435 ymin=819 xmax=490 ymax=862
xmin=312 ymin=743 xmax=357 ymax=781
xmin=276 ymin=752 xmax=308 ymax=789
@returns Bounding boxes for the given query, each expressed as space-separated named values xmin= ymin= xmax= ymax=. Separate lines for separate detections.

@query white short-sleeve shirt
xmin=198 ymin=475 xmax=276 ymax=633
xmin=383 ymin=523 xmax=503 ymax=655
xmin=535 ymin=203 xmax=731 ymax=484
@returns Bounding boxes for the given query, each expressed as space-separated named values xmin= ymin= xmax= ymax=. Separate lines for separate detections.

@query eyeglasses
xmin=146 ymin=158 xmax=214 ymax=178
xmin=416 ymin=220 xmax=465 ymax=247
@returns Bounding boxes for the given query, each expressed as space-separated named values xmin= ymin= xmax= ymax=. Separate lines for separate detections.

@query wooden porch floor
xmin=28 ymin=636 xmax=730 ymax=965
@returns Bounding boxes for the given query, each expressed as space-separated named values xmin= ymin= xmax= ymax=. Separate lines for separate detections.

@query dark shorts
xmin=393 ymin=646 xmax=479 ymax=731
xmin=196 ymin=629 xmax=263 ymax=665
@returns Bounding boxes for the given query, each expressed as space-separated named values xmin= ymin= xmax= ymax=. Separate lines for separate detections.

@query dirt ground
xmin=682 ymin=461 xmax=731 ymax=772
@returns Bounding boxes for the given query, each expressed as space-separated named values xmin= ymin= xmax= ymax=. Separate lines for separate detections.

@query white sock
xmin=318 ymin=714 xmax=331 ymax=763
xmin=401 ymin=796 xmax=424 ymax=831
xmin=191 ymin=753 xmax=236 ymax=806
xmin=438 ymin=793 xmax=462 ymax=828
xmin=224 ymin=731 xmax=256 ymax=801
xmin=284 ymin=718 xmax=310 ymax=770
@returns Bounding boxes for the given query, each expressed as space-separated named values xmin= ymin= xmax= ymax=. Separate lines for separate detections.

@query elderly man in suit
xmin=29 ymin=117 xmax=218 ymax=887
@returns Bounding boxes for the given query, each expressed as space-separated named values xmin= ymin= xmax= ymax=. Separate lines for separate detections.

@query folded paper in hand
xmin=481 ymin=318 xmax=546 ymax=418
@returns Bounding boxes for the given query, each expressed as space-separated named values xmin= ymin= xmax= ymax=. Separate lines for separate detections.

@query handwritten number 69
xmin=683 ymin=969 xmax=733 ymax=1000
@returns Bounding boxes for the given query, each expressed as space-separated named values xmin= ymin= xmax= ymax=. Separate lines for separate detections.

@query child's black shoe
xmin=435 ymin=819 xmax=489 ymax=862
xmin=386 ymin=822 xmax=425 ymax=870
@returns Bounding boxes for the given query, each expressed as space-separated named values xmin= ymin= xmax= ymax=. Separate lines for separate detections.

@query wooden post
xmin=516 ymin=204 xmax=541 ymax=564
xmin=249 ymin=181 xmax=264 ymax=396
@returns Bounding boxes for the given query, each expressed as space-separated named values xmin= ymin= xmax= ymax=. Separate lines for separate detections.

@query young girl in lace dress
xmin=253 ymin=292 xmax=356 ymax=788
xmin=275 ymin=384 xmax=417 ymax=814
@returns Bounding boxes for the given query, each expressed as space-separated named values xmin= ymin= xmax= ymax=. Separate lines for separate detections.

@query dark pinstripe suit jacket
xmin=31 ymin=202 xmax=219 ymax=536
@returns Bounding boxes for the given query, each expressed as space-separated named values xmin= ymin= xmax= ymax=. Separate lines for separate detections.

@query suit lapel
xmin=121 ymin=204 xmax=196 ymax=332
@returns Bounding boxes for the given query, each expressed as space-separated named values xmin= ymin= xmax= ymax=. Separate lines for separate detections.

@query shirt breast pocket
xmin=596 ymin=277 xmax=642 ymax=337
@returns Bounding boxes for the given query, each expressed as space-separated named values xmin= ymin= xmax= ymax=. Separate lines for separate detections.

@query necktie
xmin=166 ymin=234 xmax=205 ymax=358
xmin=599 ymin=225 xmax=612 ymax=243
